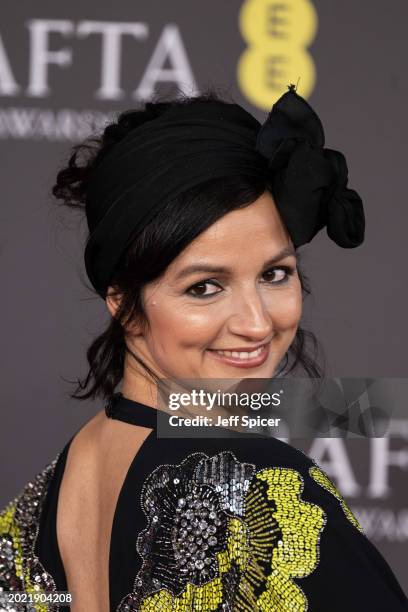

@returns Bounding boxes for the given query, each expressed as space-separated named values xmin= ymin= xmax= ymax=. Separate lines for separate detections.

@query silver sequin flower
xmin=117 ymin=451 xmax=256 ymax=611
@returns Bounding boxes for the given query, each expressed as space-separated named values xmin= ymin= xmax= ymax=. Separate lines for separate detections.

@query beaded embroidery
xmin=0 ymin=453 xmax=348 ymax=611
xmin=117 ymin=451 xmax=327 ymax=612
xmin=309 ymin=466 xmax=364 ymax=533
xmin=0 ymin=456 xmax=60 ymax=611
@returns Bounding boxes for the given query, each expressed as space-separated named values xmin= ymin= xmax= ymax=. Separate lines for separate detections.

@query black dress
xmin=1 ymin=392 xmax=407 ymax=611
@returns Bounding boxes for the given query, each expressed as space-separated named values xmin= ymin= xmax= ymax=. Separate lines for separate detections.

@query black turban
xmin=84 ymin=85 xmax=365 ymax=299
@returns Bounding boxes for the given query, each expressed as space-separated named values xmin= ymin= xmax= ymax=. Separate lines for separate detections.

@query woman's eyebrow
xmin=174 ymin=244 xmax=296 ymax=280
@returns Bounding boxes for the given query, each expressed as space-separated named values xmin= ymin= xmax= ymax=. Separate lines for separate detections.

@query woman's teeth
xmin=214 ymin=346 xmax=263 ymax=359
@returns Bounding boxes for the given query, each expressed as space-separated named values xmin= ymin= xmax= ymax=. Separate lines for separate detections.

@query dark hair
xmin=52 ymin=88 xmax=325 ymax=404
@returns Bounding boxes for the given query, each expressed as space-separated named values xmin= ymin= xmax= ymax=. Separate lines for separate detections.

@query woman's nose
xmin=227 ymin=288 xmax=274 ymax=340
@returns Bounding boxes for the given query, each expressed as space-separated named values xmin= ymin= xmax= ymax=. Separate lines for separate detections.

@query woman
xmin=0 ymin=86 xmax=407 ymax=612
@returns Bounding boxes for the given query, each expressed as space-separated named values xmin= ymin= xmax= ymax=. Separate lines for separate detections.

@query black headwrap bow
xmin=255 ymin=85 xmax=365 ymax=248
xmin=85 ymin=85 xmax=365 ymax=299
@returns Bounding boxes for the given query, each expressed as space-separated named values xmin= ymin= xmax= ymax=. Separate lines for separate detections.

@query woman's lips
xmin=206 ymin=343 xmax=270 ymax=368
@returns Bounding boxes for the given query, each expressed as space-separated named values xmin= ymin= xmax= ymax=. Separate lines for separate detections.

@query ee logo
xmin=238 ymin=0 xmax=318 ymax=109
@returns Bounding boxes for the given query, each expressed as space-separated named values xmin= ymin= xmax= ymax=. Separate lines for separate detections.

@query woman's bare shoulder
xmin=59 ymin=407 xmax=150 ymax=515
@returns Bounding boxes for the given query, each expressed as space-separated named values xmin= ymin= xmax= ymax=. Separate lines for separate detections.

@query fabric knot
xmin=323 ymin=148 xmax=365 ymax=247
xmin=255 ymin=86 xmax=365 ymax=249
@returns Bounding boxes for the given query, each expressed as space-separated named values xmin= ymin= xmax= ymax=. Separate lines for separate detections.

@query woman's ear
xmin=106 ymin=286 xmax=144 ymax=336
xmin=106 ymin=286 xmax=122 ymax=319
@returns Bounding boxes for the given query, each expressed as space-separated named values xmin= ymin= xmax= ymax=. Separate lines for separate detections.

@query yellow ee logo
xmin=238 ymin=0 xmax=318 ymax=109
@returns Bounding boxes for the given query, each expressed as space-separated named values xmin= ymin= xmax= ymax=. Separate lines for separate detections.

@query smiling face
xmin=107 ymin=191 xmax=303 ymax=401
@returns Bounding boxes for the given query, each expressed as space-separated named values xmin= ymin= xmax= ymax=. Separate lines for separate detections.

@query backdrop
xmin=1 ymin=0 xmax=407 ymax=592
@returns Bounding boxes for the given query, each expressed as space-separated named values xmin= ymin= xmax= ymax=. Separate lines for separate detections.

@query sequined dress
xmin=1 ymin=393 xmax=407 ymax=611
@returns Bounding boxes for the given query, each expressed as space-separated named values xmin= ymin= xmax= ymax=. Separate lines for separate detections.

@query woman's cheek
xmin=261 ymin=292 xmax=299 ymax=327
xmin=177 ymin=302 xmax=221 ymax=325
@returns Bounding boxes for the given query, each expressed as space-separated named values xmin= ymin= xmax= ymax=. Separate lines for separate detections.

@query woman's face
xmin=109 ymin=191 xmax=302 ymax=385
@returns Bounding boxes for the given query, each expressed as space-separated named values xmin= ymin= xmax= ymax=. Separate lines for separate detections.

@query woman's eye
xmin=262 ymin=266 xmax=293 ymax=284
xmin=186 ymin=280 xmax=222 ymax=298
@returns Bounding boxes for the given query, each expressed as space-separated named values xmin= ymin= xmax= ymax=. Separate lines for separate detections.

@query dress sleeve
xmin=297 ymin=463 xmax=408 ymax=611
xmin=0 ymin=455 xmax=61 ymax=608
